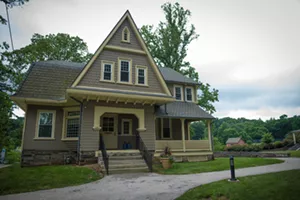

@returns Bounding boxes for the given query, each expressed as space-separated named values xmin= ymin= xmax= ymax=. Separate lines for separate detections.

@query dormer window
xmin=122 ymin=26 xmax=130 ymax=43
xmin=174 ymin=85 xmax=183 ymax=101
xmin=185 ymin=87 xmax=193 ymax=102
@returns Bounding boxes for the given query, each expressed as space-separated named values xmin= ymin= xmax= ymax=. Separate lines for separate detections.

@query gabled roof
xmin=71 ymin=10 xmax=171 ymax=96
xmin=155 ymin=101 xmax=214 ymax=119
xmin=226 ymin=137 xmax=243 ymax=144
xmin=158 ymin=67 xmax=199 ymax=85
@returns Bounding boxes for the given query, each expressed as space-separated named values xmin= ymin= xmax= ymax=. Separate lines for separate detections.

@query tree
xmin=261 ymin=133 xmax=274 ymax=145
xmin=190 ymin=121 xmax=205 ymax=140
xmin=0 ymin=0 xmax=28 ymax=25
xmin=140 ymin=2 xmax=219 ymax=114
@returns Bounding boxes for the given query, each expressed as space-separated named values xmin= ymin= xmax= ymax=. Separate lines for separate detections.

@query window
xmin=122 ymin=26 xmax=130 ymax=43
xmin=135 ymin=66 xmax=148 ymax=85
xmin=161 ymin=118 xmax=172 ymax=139
xmin=36 ymin=110 xmax=56 ymax=139
xmin=101 ymin=61 xmax=114 ymax=82
xmin=121 ymin=119 xmax=132 ymax=135
xmin=185 ymin=87 xmax=193 ymax=102
xmin=65 ymin=111 xmax=80 ymax=138
xmin=174 ymin=85 xmax=183 ymax=101
xmin=118 ymin=58 xmax=132 ymax=84
xmin=102 ymin=117 xmax=114 ymax=132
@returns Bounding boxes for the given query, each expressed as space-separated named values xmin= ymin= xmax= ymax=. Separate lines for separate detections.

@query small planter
xmin=160 ymin=157 xmax=172 ymax=169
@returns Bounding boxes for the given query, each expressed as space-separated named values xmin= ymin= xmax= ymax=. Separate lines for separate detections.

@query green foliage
xmin=190 ymin=121 xmax=205 ymax=139
xmin=285 ymin=131 xmax=300 ymax=143
xmin=225 ymin=144 xmax=263 ymax=152
xmin=213 ymin=137 xmax=225 ymax=151
xmin=5 ymin=150 xmax=20 ymax=164
xmin=261 ymin=133 xmax=274 ymax=144
xmin=140 ymin=2 xmax=219 ymax=114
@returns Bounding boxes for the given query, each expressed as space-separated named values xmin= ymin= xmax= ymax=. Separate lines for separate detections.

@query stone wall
xmin=21 ymin=150 xmax=77 ymax=167
xmin=214 ymin=151 xmax=290 ymax=158
xmin=80 ymin=151 xmax=97 ymax=165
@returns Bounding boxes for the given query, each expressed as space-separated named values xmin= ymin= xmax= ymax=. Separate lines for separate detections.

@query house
xmin=226 ymin=137 xmax=245 ymax=147
xmin=11 ymin=11 xmax=214 ymax=173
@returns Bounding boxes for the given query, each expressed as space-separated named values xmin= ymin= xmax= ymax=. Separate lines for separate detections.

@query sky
xmin=1 ymin=0 xmax=300 ymax=120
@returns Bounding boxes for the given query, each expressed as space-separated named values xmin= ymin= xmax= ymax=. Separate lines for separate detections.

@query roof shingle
xmin=158 ymin=67 xmax=199 ymax=85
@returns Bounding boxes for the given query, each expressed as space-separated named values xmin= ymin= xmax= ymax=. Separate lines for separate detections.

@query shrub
xmin=273 ymin=141 xmax=283 ymax=148
xmin=5 ymin=151 xmax=21 ymax=164
xmin=225 ymin=144 xmax=263 ymax=152
xmin=261 ymin=133 xmax=274 ymax=144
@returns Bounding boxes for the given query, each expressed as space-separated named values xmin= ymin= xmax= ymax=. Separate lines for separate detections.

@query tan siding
xmin=80 ymin=101 xmax=156 ymax=151
xmin=172 ymin=119 xmax=182 ymax=140
xmin=107 ymin=18 xmax=143 ymax=50
xmin=78 ymin=49 xmax=165 ymax=94
xmin=23 ymin=105 xmax=77 ymax=151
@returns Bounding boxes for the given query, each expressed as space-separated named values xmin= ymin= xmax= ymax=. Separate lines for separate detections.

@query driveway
xmin=1 ymin=158 xmax=300 ymax=200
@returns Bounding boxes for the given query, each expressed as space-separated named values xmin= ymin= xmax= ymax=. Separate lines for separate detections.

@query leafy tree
xmin=261 ymin=133 xmax=274 ymax=145
xmin=140 ymin=2 xmax=219 ymax=114
xmin=190 ymin=121 xmax=205 ymax=140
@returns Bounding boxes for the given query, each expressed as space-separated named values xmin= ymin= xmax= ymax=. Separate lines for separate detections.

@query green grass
xmin=154 ymin=157 xmax=283 ymax=174
xmin=177 ymin=170 xmax=300 ymax=200
xmin=0 ymin=164 xmax=101 ymax=195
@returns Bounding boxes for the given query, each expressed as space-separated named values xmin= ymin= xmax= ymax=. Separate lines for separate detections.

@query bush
xmin=5 ymin=151 xmax=21 ymax=164
xmin=273 ymin=141 xmax=283 ymax=148
xmin=261 ymin=133 xmax=274 ymax=144
xmin=225 ymin=144 xmax=263 ymax=152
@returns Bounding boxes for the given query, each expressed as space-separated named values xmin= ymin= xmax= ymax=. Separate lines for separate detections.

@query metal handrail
xmin=100 ymin=134 xmax=109 ymax=175
xmin=136 ymin=133 xmax=153 ymax=172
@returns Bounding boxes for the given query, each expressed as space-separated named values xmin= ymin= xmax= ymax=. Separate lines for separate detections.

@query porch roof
xmin=155 ymin=101 xmax=214 ymax=119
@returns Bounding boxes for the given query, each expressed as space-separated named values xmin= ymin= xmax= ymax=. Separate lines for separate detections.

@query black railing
xmin=136 ymin=133 xmax=153 ymax=172
xmin=100 ymin=134 xmax=109 ymax=175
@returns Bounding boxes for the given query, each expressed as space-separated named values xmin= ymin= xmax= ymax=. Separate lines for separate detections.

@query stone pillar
xmin=181 ymin=118 xmax=186 ymax=152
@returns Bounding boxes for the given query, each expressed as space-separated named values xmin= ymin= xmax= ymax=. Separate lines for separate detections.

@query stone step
xmin=107 ymin=166 xmax=149 ymax=174
xmin=108 ymin=155 xmax=143 ymax=160
xmin=109 ymin=159 xmax=146 ymax=165
xmin=109 ymin=162 xmax=147 ymax=169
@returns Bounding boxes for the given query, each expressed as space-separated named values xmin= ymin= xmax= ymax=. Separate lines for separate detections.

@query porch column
xmin=187 ymin=122 xmax=191 ymax=140
xmin=207 ymin=120 xmax=213 ymax=151
xmin=181 ymin=118 xmax=186 ymax=152
xmin=293 ymin=132 xmax=296 ymax=145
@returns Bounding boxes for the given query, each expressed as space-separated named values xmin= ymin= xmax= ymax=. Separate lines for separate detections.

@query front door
xmin=101 ymin=114 xmax=118 ymax=149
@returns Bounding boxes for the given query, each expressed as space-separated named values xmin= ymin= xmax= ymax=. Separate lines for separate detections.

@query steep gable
xmin=72 ymin=10 xmax=171 ymax=96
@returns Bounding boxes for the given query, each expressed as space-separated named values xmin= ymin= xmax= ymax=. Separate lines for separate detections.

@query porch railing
xmin=155 ymin=140 xmax=210 ymax=151
xmin=100 ymin=134 xmax=109 ymax=175
xmin=136 ymin=133 xmax=153 ymax=172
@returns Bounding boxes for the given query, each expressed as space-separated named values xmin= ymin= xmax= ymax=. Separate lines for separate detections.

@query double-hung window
xmin=118 ymin=58 xmax=132 ymax=83
xmin=101 ymin=61 xmax=114 ymax=82
xmin=185 ymin=87 xmax=193 ymax=102
xmin=36 ymin=110 xmax=56 ymax=139
xmin=174 ymin=85 xmax=183 ymax=101
xmin=64 ymin=110 xmax=80 ymax=138
xmin=135 ymin=66 xmax=147 ymax=85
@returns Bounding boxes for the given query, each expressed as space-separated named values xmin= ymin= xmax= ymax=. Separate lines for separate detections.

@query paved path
xmin=1 ymin=158 xmax=300 ymax=200
xmin=0 ymin=164 xmax=10 ymax=169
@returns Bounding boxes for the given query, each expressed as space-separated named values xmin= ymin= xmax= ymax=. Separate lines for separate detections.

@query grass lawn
xmin=154 ymin=157 xmax=283 ymax=175
xmin=177 ymin=169 xmax=300 ymax=200
xmin=0 ymin=164 xmax=101 ymax=195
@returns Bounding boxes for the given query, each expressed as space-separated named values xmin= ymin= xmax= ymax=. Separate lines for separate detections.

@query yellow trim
xmin=21 ymin=105 xmax=28 ymax=150
xmin=61 ymin=107 xmax=80 ymax=140
xmin=117 ymin=57 xmax=132 ymax=84
xmin=135 ymin=65 xmax=148 ymax=86
xmin=71 ymin=11 xmax=171 ymax=96
xmin=11 ymin=96 xmax=67 ymax=104
xmin=104 ymin=45 xmax=146 ymax=55
xmin=93 ymin=106 xmax=145 ymax=132
xmin=207 ymin=120 xmax=212 ymax=151
xmin=174 ymin=85 xmax=183 ymax=101
xmin=100 ymin=60 xmax=115 ymax=83
xmin=185 ymin=86 xmax=194 ymax=102
xmin=181 ymin=118 xmax=186 ymax=152
xmin=121 ymin=26 xmax=130 ymax=43
xmin=67 ymin=88 xmax=174 ymax=103
xmin=188 ymin=121 xmax=191 ymax=140
xmin=35 ymin=110 xmax=56 ymax=139
xmin=121 ymin=118 xmax=132 ymax=135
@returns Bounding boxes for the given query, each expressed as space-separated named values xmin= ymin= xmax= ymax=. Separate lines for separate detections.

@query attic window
xmin=174 ymin=85 xmax=183 ymax=101
xmin=122 ymin=27 xmax=130 ymax=43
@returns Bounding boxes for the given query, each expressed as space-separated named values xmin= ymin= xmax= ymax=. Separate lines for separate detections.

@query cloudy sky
xmin=1 ymin=0 xmax=300 ymax=120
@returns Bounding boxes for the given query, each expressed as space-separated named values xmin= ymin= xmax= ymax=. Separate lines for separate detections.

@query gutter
xmin=70 ymin=96 xmax=83 ymax=165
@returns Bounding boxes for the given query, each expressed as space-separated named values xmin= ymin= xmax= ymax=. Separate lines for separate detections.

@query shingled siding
xmin=80 ymin=101 xmax=156 ymax=152
xmin=78 ymin=49 xmax=164 ymax=94
xmin=107 ymin=18 xmax=143 ymax=50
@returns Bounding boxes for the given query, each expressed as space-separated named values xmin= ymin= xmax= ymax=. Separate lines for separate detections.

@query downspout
xmin=70 ymin=97 xmax=83 ymax=164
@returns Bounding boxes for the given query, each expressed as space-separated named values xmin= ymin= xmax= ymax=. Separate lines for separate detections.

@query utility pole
xmin=3 ymin=0 xmax=14 ymax=51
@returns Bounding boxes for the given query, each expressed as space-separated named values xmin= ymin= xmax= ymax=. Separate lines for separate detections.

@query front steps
xmin=97 ymin=150 xmax=149 ymax=174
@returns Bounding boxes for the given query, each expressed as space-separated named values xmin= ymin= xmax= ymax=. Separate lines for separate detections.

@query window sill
xmin=34 ymin=137 xmax=55 ymax=141
xmin=99 ymin=79 xmax=115 ymax=83
xmin=116 ymin=81 xmax=133 ymax=85
xmin=135 ymin=83 xmax=149 ymax=87
xmin=121 ymin=40 xmax=130 ymax=43
xmin=61 ymin=138 xmax=78 ymax=141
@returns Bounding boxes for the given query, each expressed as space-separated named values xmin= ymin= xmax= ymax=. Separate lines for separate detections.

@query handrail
xmin=136 ymin=133 xmax=153 ymax=172
xmin=100 ymin=134 xmax=109 ymax=175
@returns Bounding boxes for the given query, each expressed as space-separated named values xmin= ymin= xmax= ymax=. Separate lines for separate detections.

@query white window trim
xmin=185 ymin=86 xmax=194 ymax=102
xmin=117 ymin=57 xmax=132 ymax=85
xmin=100 ymin=60 xmax=115 ymax=83
xmin=160 ymin=118 xmax=172 ymax=139
xmin=121 ymin=119 xmax=132 ymax=136
xmin=174 ymin=85 xmax=183 ymax=101
xmin=61 ymin=107 xmax=80 ymax=141
xmin=135 ymin=65 xmax=148 ymax=86
xmin=101 ymin=114 xmax=118 ymax=134
xmin=121 ymin=26 xmax=130 ymax=43
xmin=34 ymin=110 xmax=56 ymax=140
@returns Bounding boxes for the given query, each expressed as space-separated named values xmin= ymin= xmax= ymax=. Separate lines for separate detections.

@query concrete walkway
xmin=0 ymin=164 xmax=10 ymax=169
xmin=1 ymin=158 xmax=300 ymax=200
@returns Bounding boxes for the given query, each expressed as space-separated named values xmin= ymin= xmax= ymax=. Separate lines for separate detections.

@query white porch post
xmin=181 ymin=118 xmax=186 ymax=152
xmin=293 ymin=132 xmax=297 ymax=145
xmin=207 ymin=120 xmax=213 ymax=151
xmin=188 ymin=122 xmax=191 ymax=140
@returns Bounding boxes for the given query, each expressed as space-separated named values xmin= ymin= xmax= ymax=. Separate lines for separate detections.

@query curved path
xmin=1 ymin=158 xmax=300 ymax=200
